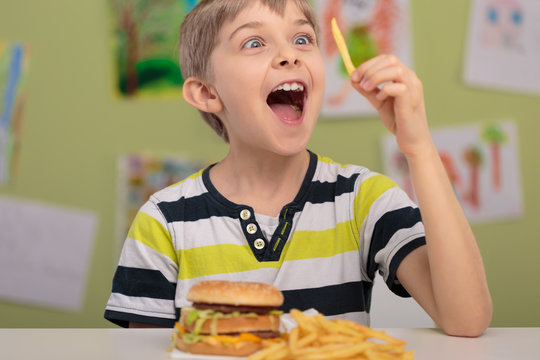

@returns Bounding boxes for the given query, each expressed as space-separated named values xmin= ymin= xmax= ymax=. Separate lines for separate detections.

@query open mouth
xmin=266 ymin=81 xmax=306 ymax=123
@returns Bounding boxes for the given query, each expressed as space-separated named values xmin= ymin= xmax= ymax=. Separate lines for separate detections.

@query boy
xmin=105 ymin=0 xmax=492 ymax=336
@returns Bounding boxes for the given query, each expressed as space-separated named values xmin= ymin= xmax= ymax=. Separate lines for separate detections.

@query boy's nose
xmin=272 ymin=47 xmax=301 ymax=68
xmin=278 ymin=59 xmax=300 ymax=67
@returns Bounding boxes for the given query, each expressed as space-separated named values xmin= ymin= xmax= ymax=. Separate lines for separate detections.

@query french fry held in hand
xmin=248 ymin=309 xmax=414 ymax=360
xmin=331 ymin=17 xmax=356 ymax=76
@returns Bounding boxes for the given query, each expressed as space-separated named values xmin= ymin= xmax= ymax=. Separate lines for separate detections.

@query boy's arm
xmin=350 ymin=55 xmax=492 ymax=337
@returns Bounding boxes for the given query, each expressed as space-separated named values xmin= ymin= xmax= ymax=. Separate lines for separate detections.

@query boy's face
xmin=209 ymin=1 xmax=325 ymax=157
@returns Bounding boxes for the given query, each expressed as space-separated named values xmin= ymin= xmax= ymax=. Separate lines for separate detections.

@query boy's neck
xmin=209 ymin=149 xmax=311 ymax=217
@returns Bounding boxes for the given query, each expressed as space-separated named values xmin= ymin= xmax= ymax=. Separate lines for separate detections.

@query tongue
xmin=269 ymin=103 xmax=300 ymax=122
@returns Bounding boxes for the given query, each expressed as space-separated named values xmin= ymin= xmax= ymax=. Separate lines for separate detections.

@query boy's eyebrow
xmin=229 ymin=18 xmax=313 ymax=40
xmin=229 ymin=21 xmax=264 ymax=40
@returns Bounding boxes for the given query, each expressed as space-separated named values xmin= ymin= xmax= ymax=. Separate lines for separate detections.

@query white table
xmin=0 ymin=328 xmax=538 ymax=360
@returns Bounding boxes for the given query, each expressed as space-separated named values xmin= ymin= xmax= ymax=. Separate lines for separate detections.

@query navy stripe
xmin=111 ymin=266 xmax=176 ymax=300
xmin=157 ymin=192 xmax=234 ymax=223
xmin=306 ymin=173 xmax=360 ymax=205
xmin=280 ymin=281 xmax=372 ymax=316
xmin=386 ymin=237 xmax=426 ymax=297
xmin=104 ymin=310 xmax=176 ymax=328
xmin=367 ymin=207 xmax=423 ymax=279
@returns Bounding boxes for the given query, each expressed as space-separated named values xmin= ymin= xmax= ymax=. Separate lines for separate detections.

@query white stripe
xmin=151 ymin=173 xmax=206 ymax=203
xmin=296 ymin=192 xmax=353 ymax=231
xmin=315 ymin=160 xmax=368 ymax=183
xmin=138 ymin=201 xmax=169 ymax=230
xmin=175 ymin=217 xmax=245 ymax=249
xmin=326 ymin=311 xmax=370 ymax=326
xmin=274 ymin=251 xmax=363 ymax=291
xmin=118 ymin=238 xmax=178 ymax=283
xmin=106 ymin=293 xmax=176 ymax=319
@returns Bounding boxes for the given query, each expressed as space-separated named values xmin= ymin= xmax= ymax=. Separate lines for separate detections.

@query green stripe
xmin=177 ymin=221 xmax=359 ymax=280
xmin=353 ymin=174 xmax=398 ymax=234
xmin=285 ymin=220 xmax=359 ymax=260
xmin=178 ymin=244 xmax=280 ymax=279
xmin=128 ymin=211 xmax=178 ymax=266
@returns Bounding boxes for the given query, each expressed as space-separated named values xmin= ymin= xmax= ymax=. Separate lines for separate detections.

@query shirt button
xmin=254 ymin=238 xmax=265 ymax=250
xmin=246 ymin=223 xmax=258 ymax=234
xmin=240 ymin=209 xmax=251 ymax=220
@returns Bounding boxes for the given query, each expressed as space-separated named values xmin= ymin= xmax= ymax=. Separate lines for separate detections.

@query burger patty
xmin=222 ymin=330 xmax=281 ymax=339
xmin=192 ymin=302 xmax=277 ymax=315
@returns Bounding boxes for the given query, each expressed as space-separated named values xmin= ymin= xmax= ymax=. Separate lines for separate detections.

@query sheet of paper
xmin=381 ymin=121 xmax=523 ymax=224
xmin=464 ymin=0 xmax=540 ymax=95
xmin=0 ymin=196 xmax=98 ymax=311
xmin=315 ymin=0 xmax=413 ymax=118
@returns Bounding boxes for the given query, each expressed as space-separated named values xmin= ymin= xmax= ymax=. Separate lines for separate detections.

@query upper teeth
xmin=272 ymin=82 xmax=304 ymax=92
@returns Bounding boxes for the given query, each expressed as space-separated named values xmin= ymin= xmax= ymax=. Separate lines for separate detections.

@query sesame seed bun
xmin=187 ymin=280 xmax=284 ymax=307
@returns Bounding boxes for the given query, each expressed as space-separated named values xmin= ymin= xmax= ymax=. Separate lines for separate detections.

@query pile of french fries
xmin=249 ymin=309 xmax=414 ymax=360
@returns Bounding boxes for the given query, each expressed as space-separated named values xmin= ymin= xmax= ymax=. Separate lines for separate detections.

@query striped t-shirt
xmin=105 ymin=151 xmax=426 ymax=327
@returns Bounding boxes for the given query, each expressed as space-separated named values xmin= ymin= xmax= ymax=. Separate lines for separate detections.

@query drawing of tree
xmin=482 ymin=124 xmax=507 ymax=191
xmin=368 ymin=0 xmax=399 ymax=54
xmin=110 ymin=0 xmax=187 ymax=97
xmin=463 ymin=146 xmax=483 ymax=209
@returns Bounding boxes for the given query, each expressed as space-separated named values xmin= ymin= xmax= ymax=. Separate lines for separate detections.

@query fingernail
xmin=362 ymin=80 xmax=372 ymax=90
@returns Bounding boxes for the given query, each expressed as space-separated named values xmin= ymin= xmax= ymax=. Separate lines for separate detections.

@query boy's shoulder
xmin=315 ymin=153 xmax=372 ymax=179
xmin=314 ymin=153 xmax=398 ymax=190
xmin=149 ymin=167 xmax=207 ymax=204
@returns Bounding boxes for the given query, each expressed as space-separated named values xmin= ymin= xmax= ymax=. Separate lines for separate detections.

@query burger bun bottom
xmin=174 ymin=334 xmax=263 ymax=357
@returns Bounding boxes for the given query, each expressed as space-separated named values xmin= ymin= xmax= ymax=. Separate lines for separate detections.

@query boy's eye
xmin=243 ymin=39 xmax=264 ymax=49
xmin=294 ymin=35 xmax=312 ymax=45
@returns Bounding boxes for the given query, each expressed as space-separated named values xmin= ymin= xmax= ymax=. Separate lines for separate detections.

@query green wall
xmin=1 ymin=0 xmax=538 ymax=328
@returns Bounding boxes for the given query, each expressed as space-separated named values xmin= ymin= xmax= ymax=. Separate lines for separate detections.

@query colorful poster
xmin=314 ymin=0 xmax=413 ymax=118
xmin=464 ymin=0 xmax=540 ymax=95
xmin=109 ymin=0 xmax=198 ymax=99
xmin=116 ymin=153 xmax=205 ymax=257
xmin=381 ymin=121 xmax=523 ymax=223
xmin=0 ymin=42 xmax=29 ymax=185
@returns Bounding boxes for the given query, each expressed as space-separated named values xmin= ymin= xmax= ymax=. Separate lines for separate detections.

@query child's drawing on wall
xmin=315 ymin=0 xmax=412 ymax=117
xmin=464 ymin=0 xmax=540 ymax=95
xmin=381 ymin=121 xmax=523 ymax=223
xmin=481 ymin=0 xmax=524 ymax=51
xmin=109 ymin=0 xmax=198 ymax=99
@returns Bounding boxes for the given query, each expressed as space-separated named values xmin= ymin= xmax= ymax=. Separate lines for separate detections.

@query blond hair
xmin=179 ymin=0 xmax=319 ymax=143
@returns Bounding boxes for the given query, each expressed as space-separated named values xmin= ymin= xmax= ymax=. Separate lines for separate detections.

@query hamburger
xmin=174 ymin=280 xmax=284 ymax=356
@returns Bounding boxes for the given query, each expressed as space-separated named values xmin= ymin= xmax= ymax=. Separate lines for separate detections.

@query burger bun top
xmin=187 ymin=280 xmax=283 ymax=307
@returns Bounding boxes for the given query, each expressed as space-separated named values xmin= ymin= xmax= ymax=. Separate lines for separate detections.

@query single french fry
xmin=248 ymin=342 xmax=287 ymax=360
xmin=288 ymin=327 xmax=299 ymax=351
xmin=266 ymin=346 xmax=291 ymax=360
xmin=331 ymin=17 xmax=356 ymax=75
xmin=295 ymin=331 xmax=318 ymax=349
xmin=334 ymin=319 xmax=407 ymax=346
xmin=299 ymin=342 xmax=376 ymax=360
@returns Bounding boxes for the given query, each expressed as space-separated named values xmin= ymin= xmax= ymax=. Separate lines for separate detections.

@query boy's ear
xmin=182 ymin=77 xmax=223 ymax=114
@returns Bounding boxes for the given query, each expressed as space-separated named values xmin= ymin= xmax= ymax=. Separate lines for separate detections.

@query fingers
xmin=375 ymin=82 xmax=407 ymax=102
xmin=351 ymin=54 xmax=414 ymax=93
